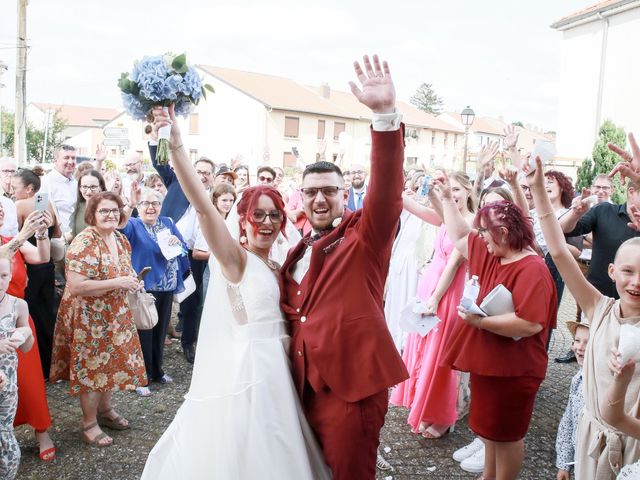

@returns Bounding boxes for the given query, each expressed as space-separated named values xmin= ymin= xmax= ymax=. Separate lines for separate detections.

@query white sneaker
xmin=460 ymin=446 xmax=485 ymax=473
xmin=453 ymin=437 xmax=483 ymax=462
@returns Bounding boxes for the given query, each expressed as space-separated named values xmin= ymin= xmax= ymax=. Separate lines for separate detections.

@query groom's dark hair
xmin=303 ymin=161 xmax=343 ymax=179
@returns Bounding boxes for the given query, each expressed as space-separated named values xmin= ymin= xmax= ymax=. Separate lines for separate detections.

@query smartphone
xmin=137 ymin=266 xmax=152 ymax=281
xmin=34 ymin=192 xmax=49 ymax=212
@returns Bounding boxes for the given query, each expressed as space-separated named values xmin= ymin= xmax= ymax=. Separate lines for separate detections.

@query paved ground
xmin=16 ymin=294 xmax=579 ymax=480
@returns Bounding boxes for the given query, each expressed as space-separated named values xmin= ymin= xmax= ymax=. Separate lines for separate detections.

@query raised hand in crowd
xmin=19 ymin=210 xmax=52 ymax=241
xmin=608 ymin=132 xmax=640 ymax=183
xmin=628 ymin=204 xmax=640 ymax=231
xmin=230 ymin=154 xmax=243 ymax=171
xmin=349 ymin=54 xmax=395 ymax=114
xmin=94 ymin=144 xmax=108 ymax=171
xmin=504 ymin=124 xmax=523 ymax=170
xmin=570 ymin=187 xmax=593 ymax=217
xmin=473 ymin=140 xmax=500 ymax=199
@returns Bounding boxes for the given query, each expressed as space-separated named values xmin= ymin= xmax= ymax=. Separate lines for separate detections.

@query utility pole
xmin=14 ymin=0 xmax=27 ymax=166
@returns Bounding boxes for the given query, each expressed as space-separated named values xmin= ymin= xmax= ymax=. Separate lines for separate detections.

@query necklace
xmin=245 ymin=248 xmax=279 ymax=273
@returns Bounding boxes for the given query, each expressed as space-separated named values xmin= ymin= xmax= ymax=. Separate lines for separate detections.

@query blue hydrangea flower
xmin=120 ymin=54 xmax=205 ymax=120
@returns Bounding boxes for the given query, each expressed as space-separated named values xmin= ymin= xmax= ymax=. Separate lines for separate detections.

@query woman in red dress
xmin=437 ymin=176 xmax=557 ymax=480
xmin=0 ymin=206 xmax=56 ymax=461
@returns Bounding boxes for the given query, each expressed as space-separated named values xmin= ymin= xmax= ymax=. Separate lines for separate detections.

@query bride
xmin=140 ymin=106 xmax=330 ymax=479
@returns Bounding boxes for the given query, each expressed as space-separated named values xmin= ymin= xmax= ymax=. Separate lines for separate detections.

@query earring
xmin=239 ymin=236 xmax=247 ymax=244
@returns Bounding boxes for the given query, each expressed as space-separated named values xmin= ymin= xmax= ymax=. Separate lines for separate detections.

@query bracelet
xmin=607 ymin=396 xmax=624 ymax=407
xmin=35 ymin=232 xmax=49 ymax=241
xmin=170 ymin=143 xmax=183 ymax=151
xmin=537 ymin=211 xmax=555 ymax=220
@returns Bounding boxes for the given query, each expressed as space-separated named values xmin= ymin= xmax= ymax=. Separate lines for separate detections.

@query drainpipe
xmin=594 ymin=12 xmax=609 ymax=139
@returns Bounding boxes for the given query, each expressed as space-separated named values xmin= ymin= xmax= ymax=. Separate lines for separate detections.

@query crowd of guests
xmin=0 ymin=119 xmax=638 ymax=479
xmin=383 ymin=128 xmax=640 ymax=479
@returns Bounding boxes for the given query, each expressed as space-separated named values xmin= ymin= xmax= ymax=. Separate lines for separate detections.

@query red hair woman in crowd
xmin=438 ymin=173 xmax=557 ymax=479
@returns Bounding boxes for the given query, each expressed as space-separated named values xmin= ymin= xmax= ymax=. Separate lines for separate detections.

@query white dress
xmin=384 ymin=210 xmax=427 ymax=351
xmin=141 ymin=253 xmax=331 ymax=480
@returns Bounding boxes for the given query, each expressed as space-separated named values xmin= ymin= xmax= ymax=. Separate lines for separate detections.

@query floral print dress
xmin=50 ymin=227 xmax=147 ymax=394
xmin=0 ymin=298 xmax=20 ymax=480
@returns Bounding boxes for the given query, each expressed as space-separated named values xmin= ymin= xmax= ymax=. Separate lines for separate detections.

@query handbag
xmin=50 ymin=237 xmax=66 ymax=262
xmin=128 ymin=289 xmax=158 ymax=330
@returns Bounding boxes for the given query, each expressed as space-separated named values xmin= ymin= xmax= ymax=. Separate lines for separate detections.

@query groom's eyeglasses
xmin=300 ymin=186 xmax=343 ymax=199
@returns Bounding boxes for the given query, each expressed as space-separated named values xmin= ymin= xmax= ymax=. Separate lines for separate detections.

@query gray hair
xmin=139 ymin=187 xmax=164 ymax=204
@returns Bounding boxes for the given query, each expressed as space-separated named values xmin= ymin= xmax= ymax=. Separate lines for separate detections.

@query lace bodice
xmin=225 ymin=253 xmax=286 ymax=340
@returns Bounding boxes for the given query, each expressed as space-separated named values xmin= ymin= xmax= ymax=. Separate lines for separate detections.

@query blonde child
xmin=0 ymin=254 xmax=35 ymax=479
xmin=556 ymin=320 xmax=590 ymax=480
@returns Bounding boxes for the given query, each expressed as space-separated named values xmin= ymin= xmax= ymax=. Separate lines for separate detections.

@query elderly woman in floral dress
xmin=50 ymin=191 xmax=146 ymax=447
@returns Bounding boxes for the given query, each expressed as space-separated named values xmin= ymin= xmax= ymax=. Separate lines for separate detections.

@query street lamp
xmin=461 ymin=105 xmax=475 ymax=173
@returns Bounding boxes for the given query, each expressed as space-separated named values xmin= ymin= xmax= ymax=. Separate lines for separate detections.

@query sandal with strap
xmin=80 ymin=422 xmax=112 ymax=448
xmin=422 ymin=424 xmax=454 ymax=439
xmin=97 ymin=409 xmax=130 ymax=431
xmin=35 ymin=430 xmax=56 ymax=462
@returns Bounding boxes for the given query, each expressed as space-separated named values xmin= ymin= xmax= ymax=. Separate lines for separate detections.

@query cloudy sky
xmin=0 ymin=0 xmax=590 ymax=130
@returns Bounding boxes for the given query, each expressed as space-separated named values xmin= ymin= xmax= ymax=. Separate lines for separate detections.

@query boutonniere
xmin=322 ymin=237 xmax=345 ymax=254
xmin=332 ymin=217 xmax=343 ymax=228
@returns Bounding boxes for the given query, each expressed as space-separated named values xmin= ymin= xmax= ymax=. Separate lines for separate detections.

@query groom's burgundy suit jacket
xmin=280 ymin=126 xmax=409 ymax=403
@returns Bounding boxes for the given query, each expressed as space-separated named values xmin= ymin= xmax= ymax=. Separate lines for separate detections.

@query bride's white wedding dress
xmin=141 ymin=252 xmax=331 ymax=479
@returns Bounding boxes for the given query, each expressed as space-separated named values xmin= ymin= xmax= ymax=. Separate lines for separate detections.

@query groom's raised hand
xmin=349 ymin=54 xmax=395 ymax=115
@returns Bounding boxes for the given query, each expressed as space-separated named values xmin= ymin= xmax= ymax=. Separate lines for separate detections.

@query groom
xmin=280 ymin=55 xmax=409 ymax=479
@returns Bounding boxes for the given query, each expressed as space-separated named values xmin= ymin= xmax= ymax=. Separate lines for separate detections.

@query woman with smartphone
xmin=120 ymin=187 xmax=189 ymax=397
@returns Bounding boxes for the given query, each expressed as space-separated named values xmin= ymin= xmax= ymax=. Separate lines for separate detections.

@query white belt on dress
xmin=583 ymin=407 xmax=624 ymax=479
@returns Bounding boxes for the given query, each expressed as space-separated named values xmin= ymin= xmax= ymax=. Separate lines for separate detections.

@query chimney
xmin=320 ymin=83 xmax=330 ymax=99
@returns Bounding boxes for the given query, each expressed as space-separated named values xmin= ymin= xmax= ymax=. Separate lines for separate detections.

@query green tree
xmin=512 ymin=121 xmax=524 ymax=127
xmin=410 ymin=83 xmax=444 ymax=114
xmin=1 ymin=109 xmax=67 ymax=163
xmin=575 ymin=119 xmax=627 ymax=204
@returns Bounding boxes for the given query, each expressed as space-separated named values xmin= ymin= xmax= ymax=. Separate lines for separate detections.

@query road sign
xmin=103 ymin=138 xmax=130 ymax=147
xmin=103 ymin=127 xmax=128 ymax=138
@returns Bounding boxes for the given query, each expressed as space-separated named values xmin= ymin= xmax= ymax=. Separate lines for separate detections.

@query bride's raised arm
xmin=152 ymin=106 xmax=246 ymax=283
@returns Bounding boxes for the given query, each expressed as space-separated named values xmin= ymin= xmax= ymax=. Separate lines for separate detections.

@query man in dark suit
xmin=345 ymin=163 xmax=367 ymax=211
xmin=149 ymin=143 xmax=206 ymax=364
xmin=280 ymin=54 xmax=408 ymax=479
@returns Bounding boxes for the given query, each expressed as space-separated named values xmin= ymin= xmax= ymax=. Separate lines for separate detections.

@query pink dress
xmin=390 ymin=225 xmax=466 ymax=432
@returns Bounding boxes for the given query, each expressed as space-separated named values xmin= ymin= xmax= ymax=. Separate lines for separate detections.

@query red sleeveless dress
xmin=2 ymin=237 xmax=52 ymax=430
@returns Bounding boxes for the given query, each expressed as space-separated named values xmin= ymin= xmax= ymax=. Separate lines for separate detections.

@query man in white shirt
xmin=40 ymin=144 xmax=78 ymax=237
xmin=121 ymin=150 xmax=147 ymax=195
xmin=0 ymin=157 xmax=19 ymax=236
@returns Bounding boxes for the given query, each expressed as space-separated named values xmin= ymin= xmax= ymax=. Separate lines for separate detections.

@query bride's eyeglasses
xmin=251 ymin=209 xmax=284 ymax=224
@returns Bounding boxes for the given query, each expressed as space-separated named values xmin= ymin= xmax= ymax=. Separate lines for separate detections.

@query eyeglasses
xmin=0 ymin=169 xmax=16 ymax=175
xmin=139 ymin=201 xmax=161 ymax=208
xmin=97 ymin=208 xmax=121 ymax=217
xmin=352 ymin=170 xmax=365 ymax=176
xmin=251 ymin=209 xmax=284 ymax=224
xmin=196 ymin=170 xmax=212 ymax=176
xmin=591 ymin=185 xmax=612 ymax=191
xmin=80 ymin=185 xmax=100 ymax=191
xmin=300 ymin=186 xmax=344 ymax=199
xmin=258 ymin=176 xmax=274 ymax=183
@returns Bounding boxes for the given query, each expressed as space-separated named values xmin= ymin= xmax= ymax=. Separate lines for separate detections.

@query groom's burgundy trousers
xmin=303 ymin=382 xmax=388 ymax=480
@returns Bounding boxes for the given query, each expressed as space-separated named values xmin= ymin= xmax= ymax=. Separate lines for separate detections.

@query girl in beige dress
xmin=526 ymin=157 xmax=640 ymax=480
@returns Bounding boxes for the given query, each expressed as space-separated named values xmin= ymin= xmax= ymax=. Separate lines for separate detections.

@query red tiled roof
xmin=551 ymin=0 xmax=637 ymax=29
xmin=31 ymin=103 xmax=120 ymax=127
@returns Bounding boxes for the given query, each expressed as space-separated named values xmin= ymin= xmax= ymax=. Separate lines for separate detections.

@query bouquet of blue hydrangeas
xmin=118 ymin=53 xmax=213 ymax=164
